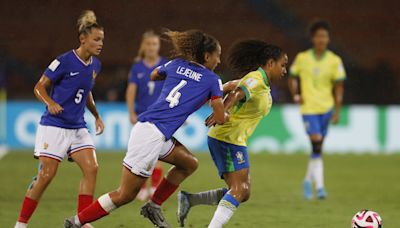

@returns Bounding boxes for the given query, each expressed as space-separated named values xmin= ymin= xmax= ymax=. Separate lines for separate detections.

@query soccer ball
xmin=352 ymin=209 xmax=382 ymax=228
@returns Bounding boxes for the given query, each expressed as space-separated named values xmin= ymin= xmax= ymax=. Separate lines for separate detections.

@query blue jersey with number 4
xmin=138 ymin=58 xmax=223 ymax=140
xmin=40 ymin=50 xmax=101 ymax=129
xmin=128 ymin=58 xmax=168 ymax=114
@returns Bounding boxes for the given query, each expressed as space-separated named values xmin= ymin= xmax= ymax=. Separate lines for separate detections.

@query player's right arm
xmin=34 ymin=75 xmax=63 ymax=115
xmin=288 ymin=54 xmax=303 ymax=104
xmin=151 ymin=60 xmax=172 ymax=81
xmin=126 ymin=66 xmax=139 ymax=124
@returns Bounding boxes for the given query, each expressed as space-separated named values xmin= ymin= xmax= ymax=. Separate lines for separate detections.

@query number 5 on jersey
xmin=75 ymin=89 xmax=84 ymax=104
xmin=166 ymin=80 xmax=187 ymax=108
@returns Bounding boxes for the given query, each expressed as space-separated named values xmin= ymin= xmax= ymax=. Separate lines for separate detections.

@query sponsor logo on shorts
xmin=236 ymin=151 xmax=245 ymax=164
xmin=43 ymin=143 xmax=49 ymax=150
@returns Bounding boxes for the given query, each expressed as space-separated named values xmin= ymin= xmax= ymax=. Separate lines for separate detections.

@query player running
xmin=288 ymin=20 xmax=346 ymax=200
xmin=177 ymin=40 xmax=288 ymax=227
xmin=64 ymin=29 xmax=227 ymax=228
xmin=126 ymin=30 xmax=168 ymax=201
xmin=15 ymin=10 xmax=104 ymax=228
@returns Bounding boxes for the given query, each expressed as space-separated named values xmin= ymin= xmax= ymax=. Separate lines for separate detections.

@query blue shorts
xmin=207 ymin=136 xmax=250 ymax=178
xmin=302 ymin=110 xmax=333 ymax=137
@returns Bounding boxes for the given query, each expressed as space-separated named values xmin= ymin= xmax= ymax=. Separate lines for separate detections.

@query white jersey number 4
xmin=166 ymin=80 xmax=187 ymax=108
xmin=75 ymin=89 xmax=85 ymax=104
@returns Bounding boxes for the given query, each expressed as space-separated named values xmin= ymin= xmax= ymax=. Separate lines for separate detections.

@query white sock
xmin=208 ymin=197 xmax=238 ymax=228
xmin=314 ymin=158 xmax=324 ymax=189
xmin=15 ymin=222 xmax=27 ymax=228
xmin=304 ymin=159 xmax=314 ymax=182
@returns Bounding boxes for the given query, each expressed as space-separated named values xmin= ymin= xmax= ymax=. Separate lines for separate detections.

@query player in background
xmin=14 ymin=10 xmax=104 ymax=228
xmin=288 ymin=20 xmax=345 ymax=200
xmin=177 ymin=40 xmax=288 ymax=228
xmin=64 ymin=29 xmax=227 ymax=228
xmin=126 ymin=31 xmax=168 ymax=201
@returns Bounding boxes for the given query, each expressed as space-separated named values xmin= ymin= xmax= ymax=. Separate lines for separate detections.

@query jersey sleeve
xmin=333 ymin=57 xmax=346 ymax=81
xmin=43 ymin=58 xmax=65 ymax=82
xmin=128 ymin=65 xmax=139 ymax=84
xmin=238 ymin=73 xmax=259 ymax=101
xmin=157 ymin=60 xmax=173 ymax=78
xmin=210 ymin=77 xmax=223 ymax=100
xmin=289 ymin=53 xmax=301 ymax=77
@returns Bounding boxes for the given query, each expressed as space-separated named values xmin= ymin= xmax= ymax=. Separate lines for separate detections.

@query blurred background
xmin=1 ymin=0 xmax=399 ymax=153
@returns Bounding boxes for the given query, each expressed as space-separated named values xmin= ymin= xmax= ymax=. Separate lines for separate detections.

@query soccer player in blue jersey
xmin=65 ymin=29 xmax=227 ymax=228
xmin=15 ymin=11 xmax=104 ymax=228
xmin=126 ymin=31 xmax=168 ymax=201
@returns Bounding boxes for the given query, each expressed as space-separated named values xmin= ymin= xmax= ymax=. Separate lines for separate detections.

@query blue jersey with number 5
xmin=40 ymin=50 xmax=101 ymax=129
xmin=128 ymin=58 xmax=168 ymax=114
xmin=138 ymin=58 xmax=223 ymax=140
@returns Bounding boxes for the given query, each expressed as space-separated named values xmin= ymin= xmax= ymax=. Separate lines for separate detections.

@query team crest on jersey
xmin=92 ymin=70 xmax=97 ymax=80
xmin=43 ymin=143 xmax=49 ymax=150
xmin=236 ymin=151 xmax=245 ymax=164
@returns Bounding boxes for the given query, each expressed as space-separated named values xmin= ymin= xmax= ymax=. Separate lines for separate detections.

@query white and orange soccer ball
xmin=352 ymin=209 xmax=382 ymax=228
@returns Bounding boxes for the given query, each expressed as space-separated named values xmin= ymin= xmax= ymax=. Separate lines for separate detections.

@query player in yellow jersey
xmin=177 ymin=40 xmax=288 ymax=227
xmin=289 ymin=20 xmax=345 ymax=200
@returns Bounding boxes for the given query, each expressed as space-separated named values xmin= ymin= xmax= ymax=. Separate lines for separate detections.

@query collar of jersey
xmin=257 ymin=67 xmax=270 ymax=87
xmin=73 ymin=49 xmax=93 ymax=66
xmin=311 ymin=48 xmax=327 ymax=62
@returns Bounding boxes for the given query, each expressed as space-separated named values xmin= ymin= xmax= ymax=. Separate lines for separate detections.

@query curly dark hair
xmin=227 ymin=39 xmax=284 ymax=77
xmin=164 ymin=29 xmax=219 ymax=64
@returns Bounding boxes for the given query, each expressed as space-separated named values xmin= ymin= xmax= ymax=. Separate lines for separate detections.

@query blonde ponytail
xmin=77 ymin=10 xmax=102 ymax=35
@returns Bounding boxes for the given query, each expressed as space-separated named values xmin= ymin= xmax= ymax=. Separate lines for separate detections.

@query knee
xmin=230 ymin=183 xmax=251 ymax=203
xmin=84 ymin=163 xmax=99 ymax=176
xmin=38 ymin=168 xmax=56 ymax=184
xmin=183 ymin=156 xmax=198 ymax=175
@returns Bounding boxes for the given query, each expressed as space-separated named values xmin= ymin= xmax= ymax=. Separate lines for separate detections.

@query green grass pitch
xmin=1 ymin=151 xmax=399 ymax=227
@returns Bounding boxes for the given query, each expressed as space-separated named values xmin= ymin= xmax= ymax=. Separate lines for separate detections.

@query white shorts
xmin=123 ymin=121 xmax=176 ymax=177
xmin=34 ymin=125 xmax=95 ymax=161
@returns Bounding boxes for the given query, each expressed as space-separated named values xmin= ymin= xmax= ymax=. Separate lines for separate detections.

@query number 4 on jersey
xmin=166 ymin=80 xmax=187 ymax=108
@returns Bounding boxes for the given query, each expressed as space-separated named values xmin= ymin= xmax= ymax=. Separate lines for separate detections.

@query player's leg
xmin=151 ymin=161 xmax=164 ymax=194
xmin=302 ymin=114 xmax=323 ymax=199
xmin=65 ymin=167 xmax=147 ymax=227
xmin=15 ymin=157 xmax=60 ymax=227
xmin=141 ymin=140 xmax=197 ymax=227
xmin=65 ymin=121 xmax=164 ymax=227
xmin=71 ymin=149 xmax=98 ymax=213
xmin=69 ymin=128 xmax=98 ymax=214
xmin=16 ymin=125 xmax=68 ymax=228
xmin=314 ymin=110 xmax=334 ymax=199
xmin=177 ymin=137 xmax=230 ymax=226
xmin=208 ymin=169 xmax=250 ymax=228
xmin=208 ymin=139 xmax=250 ymax=228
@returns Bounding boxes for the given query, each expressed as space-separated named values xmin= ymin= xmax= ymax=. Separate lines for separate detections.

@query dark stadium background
xmin=0 ymin=0 xmax=399 ymax=104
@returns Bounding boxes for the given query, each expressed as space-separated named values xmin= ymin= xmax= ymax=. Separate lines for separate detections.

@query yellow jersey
xmin=290 ymin=49 xmax=346 ymax=114
xmin=208 ymin=68 xmax=273 ymax=146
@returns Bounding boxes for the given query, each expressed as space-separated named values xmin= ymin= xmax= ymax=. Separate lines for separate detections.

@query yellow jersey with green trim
xmin=290 ymin=49 xmax=346 ymax=114
xmin=208 ymin=68 xmax=273 ymax=146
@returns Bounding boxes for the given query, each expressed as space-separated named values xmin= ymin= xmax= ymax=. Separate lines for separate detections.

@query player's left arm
xmin=86 ymin=92 xmax=104 ymax=135
xmin=205 ymin=87 xmax=245 ymax=127
xmin=222 ymin=79 xmax=240 ymax=95
xmin=332 ymin=81 xmax=344 ymax=124
xmin=331 ymin=58 xmax=346 ymax=124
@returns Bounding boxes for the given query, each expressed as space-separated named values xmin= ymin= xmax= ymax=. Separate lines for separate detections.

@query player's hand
xmin=129 ymin=112 xmax=138 ymax=124
xmin=47 ymin=102 xmax=64 ymax=115
xmin=95 ymin=117 xmax=105 ymax=135
xmin=205 ymin=114 xmax=215 ymax=127
xmin=205 ymin=112 xmax=229 ymax=127
xmin=293 ymin=94 xmax=303 ymax=104
xmin=331 ymin=112 xmax=340 ymax=125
